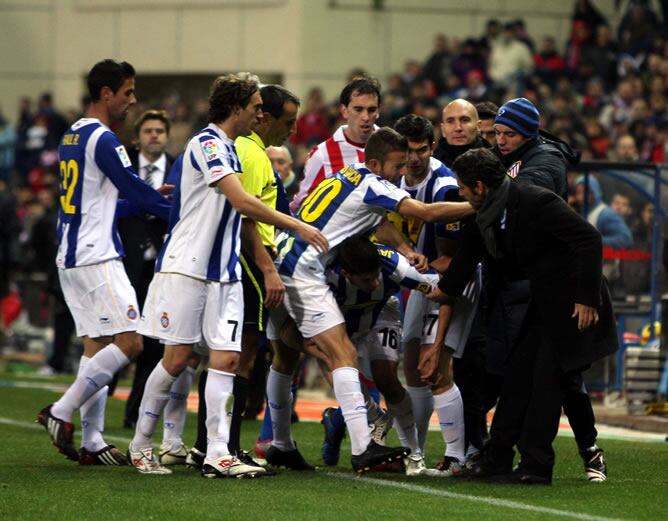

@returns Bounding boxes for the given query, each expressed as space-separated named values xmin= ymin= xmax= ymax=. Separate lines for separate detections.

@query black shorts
xmin=241 ymin=252 xmax=267 ymax=331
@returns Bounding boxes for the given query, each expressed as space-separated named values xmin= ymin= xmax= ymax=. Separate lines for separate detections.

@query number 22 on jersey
xmin=59 ymin=159 xmax=79 ymax=214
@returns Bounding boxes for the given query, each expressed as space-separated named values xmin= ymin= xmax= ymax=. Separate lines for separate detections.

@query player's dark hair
xmin=134 ymin=109 xmax=170 ymax=137
xmin=339 ymin=77 xmax=382 ymax=107
xmin=208 ymin=74 xmax=259 ymax=123
xmin=452 ymin=147 xmax=506 ymax=189
xmin=87 ymin=59 xmax=136 ymax=101
xmin=475 ymin=101 xmax=499 ymax=121
xmin=260 ymin=85 xmax=300 ymax=119
xmin=364 ymin=127 xmax=408 ymax=164
xmin=394 ymin=114 xmax=435 ymax=146
xmin=336 ymin=235 xmax=381 ymax=275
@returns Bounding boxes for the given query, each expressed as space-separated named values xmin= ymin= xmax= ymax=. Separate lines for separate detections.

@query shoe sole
xmin=201 ymin=464 xmax=264 ymax=479
xmin=354 ymin=449 xmax=409 ymax=475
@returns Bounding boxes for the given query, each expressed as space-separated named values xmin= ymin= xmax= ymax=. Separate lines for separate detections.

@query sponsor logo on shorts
xmin=311 ymin=312 xmax=325 ymax=321
xmin=446 ymin=221 xmax=460 ymax=231
xmin=416 ymin=282 xmax=432 ymax=294
xmin=99 ymin=316 xmax=110 ymax=325
xmin=127 ymin=305 xmax=138 ymax=320
xmin=160 ymin=312 xmax=170 ymax=328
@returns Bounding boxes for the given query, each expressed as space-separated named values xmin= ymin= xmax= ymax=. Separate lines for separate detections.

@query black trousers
xmin=487 ymin=306 xmax=564 ymax=476
xmin=453 ymin=337 xmax=488 ymax=451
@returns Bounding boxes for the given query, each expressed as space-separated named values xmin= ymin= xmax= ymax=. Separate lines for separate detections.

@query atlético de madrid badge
xmin=506 ymin=161 xmax=522 ymax=179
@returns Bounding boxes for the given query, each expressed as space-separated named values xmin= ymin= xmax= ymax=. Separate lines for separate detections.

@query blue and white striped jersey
xmin=326 ymin=244 xmax=439 ymax=336
xmin=395 ymin=157 xmax=460 ymax=260
xmin=56 ymin=118 xmax=171 ymax=269
xmin=156 ymin=124 xmax=243 ymax=283
xmin=276 ymin=163 xmax=410 ymax=282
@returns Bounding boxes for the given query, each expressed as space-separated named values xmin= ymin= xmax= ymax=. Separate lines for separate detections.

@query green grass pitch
xmin=0 ymin=376 xmax=667 ymax=521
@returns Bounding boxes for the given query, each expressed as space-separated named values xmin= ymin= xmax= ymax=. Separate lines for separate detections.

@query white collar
xmin=139 ymin=153 xmax=166 ymax=172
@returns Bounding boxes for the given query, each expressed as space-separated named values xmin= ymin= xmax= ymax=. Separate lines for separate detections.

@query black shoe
xmin=266 ymin=445 xmax=315 ymax=471
xmin=494 ymin=468 xmax=552 ymax=485
xmin=580 ymin=446 xmax=607 ymax=482
xmin=462 ymin=455 xmax=512 ymax=480
xmin=36 ymin=405 xmax=79 ymax=461
xmin=186 ymin=447 xmax=205 ymax=470
xmin=351 ymin=441 xmax=410 ymax=475
xmin=79 ymin=445 xmax=128 ymax=466
xmin=237 ymin=450 xmax=277 ymax=476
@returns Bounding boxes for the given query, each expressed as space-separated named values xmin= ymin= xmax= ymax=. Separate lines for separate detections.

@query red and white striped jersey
xmin=289 ymin=125 xmax=375 ymax=213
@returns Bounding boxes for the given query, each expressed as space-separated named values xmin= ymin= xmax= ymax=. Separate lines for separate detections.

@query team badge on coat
xmin=506 ymin=161 xmax=522 ymax=179
xmin=127 ymin=305 xmax=138 ymax=320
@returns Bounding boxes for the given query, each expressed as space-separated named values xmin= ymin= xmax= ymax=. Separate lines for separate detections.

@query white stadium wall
xmin=0 ymin=0 xmax=618 ymax=123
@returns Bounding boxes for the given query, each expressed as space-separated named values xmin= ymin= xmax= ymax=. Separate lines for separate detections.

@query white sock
xmin=333 ymin=367 xmax=369 ymax=456
xmin=433 ymin=384 xmax=465 ymax=463
xmin=267 ymin=367 xmax=295 ymax=451
xmin=131 ymin=361 xmax=177 ymax=451
xmin=406 ymin=385 xmax=434 ymax=454
xmin=52 ymin=344 xmax=129 ymax=422
xmin=387 ymin=392 xmax=421 ymax=457
xmin=77 ymin=356 xmax=108 ymax=452
xmin=205 ymin=368 xmax=235 ymax=460
xmin=162 ymin=366 xmax=194 ymax=450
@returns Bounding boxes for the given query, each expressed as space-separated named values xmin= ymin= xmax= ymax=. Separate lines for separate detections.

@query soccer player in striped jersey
xmin=128 ymin=74 xmax=327 ymax=477
xmin=266 ymin=127 xmax=472 ymax=473
xmin=323 ymin=236 xmax=442 ymax=476
xmin=289 ymin=77 xmax=380 ymax=212
xmin=36 ymin=59 xmax=173 ymax=465
xmin=393 ymin=114 xmax=468 ymax=475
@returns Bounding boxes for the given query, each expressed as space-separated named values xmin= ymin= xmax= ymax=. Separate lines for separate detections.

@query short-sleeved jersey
xmin=290 ymin=125 xmax=370 ymax=213
xmin=276 ymin=163 xmax=410 ymax=282
xmin=235 ymin=131 xmax=278 ymax=249
xmin=155 ymin=124 xmax=243 ymax=283
xmin=56 ymin=118 xmax=171 ymax=269
xmin=326 ymin=244 xmax=439 ymax=336
xmin=388 ymin=157 xmax=460 ymax=261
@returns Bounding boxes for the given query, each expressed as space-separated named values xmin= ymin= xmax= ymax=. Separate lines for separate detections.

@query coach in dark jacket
xmin=434 ymin=148 xmax=617 ymax=484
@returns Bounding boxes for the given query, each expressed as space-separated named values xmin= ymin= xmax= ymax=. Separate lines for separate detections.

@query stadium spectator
xmin=434 ymin=99 xmax=489 ymax=168
xmin=475 ymin=101 xmax=499 ymax=146
xmin=488 ymin=22 xmax=533 ymax=97
xmin=290 ymin=77 xmax=381 ymax=212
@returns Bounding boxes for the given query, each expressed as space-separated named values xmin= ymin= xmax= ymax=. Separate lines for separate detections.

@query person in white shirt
xmin=37 ymin=59 xmax=172 ymax=466
xmin=128 ymin=73 xmax=328 ymax=477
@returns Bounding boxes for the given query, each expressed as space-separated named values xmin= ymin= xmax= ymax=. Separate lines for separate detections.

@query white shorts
xmin=444 ymin=265 xmax=482 ymax=358
xmin=402 ymin=274 xmax=481 ymax=358
xmin=281 ymin=276 xmax=344 ymax=339
xmin=266 ymin=304 xmax=289 ymax=342
xmin=353 ymin=296 xmax=402 ymax=363
xmin=138 ymin=273 xmax=243 ymax=352
xmin=59 ymin=259 xmax=139 ymax=338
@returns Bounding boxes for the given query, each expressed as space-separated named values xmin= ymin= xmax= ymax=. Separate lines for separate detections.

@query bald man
xmin=433 ymin=99 xmax=490 ymax=167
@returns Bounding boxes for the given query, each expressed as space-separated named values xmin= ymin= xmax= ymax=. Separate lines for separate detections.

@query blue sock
xmin=331 ymin=406 xmax=345 ymax=431
xmin=259 ymin=400 xmax=273 ymax=440
xmin=368 ymin=385 xmax=381 ymax=405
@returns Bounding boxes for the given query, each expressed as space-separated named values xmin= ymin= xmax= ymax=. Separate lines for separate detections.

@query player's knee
xmin=431 ymin=374 xmax=454 ymax=395
xmin=114 ymin=332 xmax=143 ymax=359
xmin=212 ymin=353 xmax=240 ymax=374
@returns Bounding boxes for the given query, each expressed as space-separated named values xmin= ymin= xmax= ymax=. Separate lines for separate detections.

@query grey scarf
xmin=475 ymin=176 xmax=511 ymax=259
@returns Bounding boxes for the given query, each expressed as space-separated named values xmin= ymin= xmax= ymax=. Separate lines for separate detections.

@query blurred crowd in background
xmin=0 ymin=0 xmax=666 ymax=373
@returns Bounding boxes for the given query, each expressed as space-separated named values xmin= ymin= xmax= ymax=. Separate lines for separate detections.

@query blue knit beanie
xmin=495 ymin=97 xmax=540 ymax=137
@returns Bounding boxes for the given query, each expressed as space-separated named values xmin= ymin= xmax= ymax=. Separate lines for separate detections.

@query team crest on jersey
xmin=446 ymin=221 xmax=460 ymax=231
xmin=416 ymin=282 xmax=433 ymax=294
xmin=127 ymin=305 xmax=138 ymax=320
xmin=160 ymin=312 xmax=170 ymax=328
xmin=201 ymin=139 xmax=220 ymax=161
xmin=115 ymin=145 xmax=132 ymax=168
xmin=506 ymin=161 xmax=522 ymax=179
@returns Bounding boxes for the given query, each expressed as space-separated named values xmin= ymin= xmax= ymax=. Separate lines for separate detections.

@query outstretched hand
xmin=296 ymin=223 xmax=329 ymax=254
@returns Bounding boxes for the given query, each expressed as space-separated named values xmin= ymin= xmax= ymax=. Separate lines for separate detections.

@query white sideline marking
xmin=0 ymin=416 xmax=645 ymax=520
xmin=1 ymin=416 xmax=131 ymax=446
xmin=327 ymin=472 xmax=636 ymax=521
